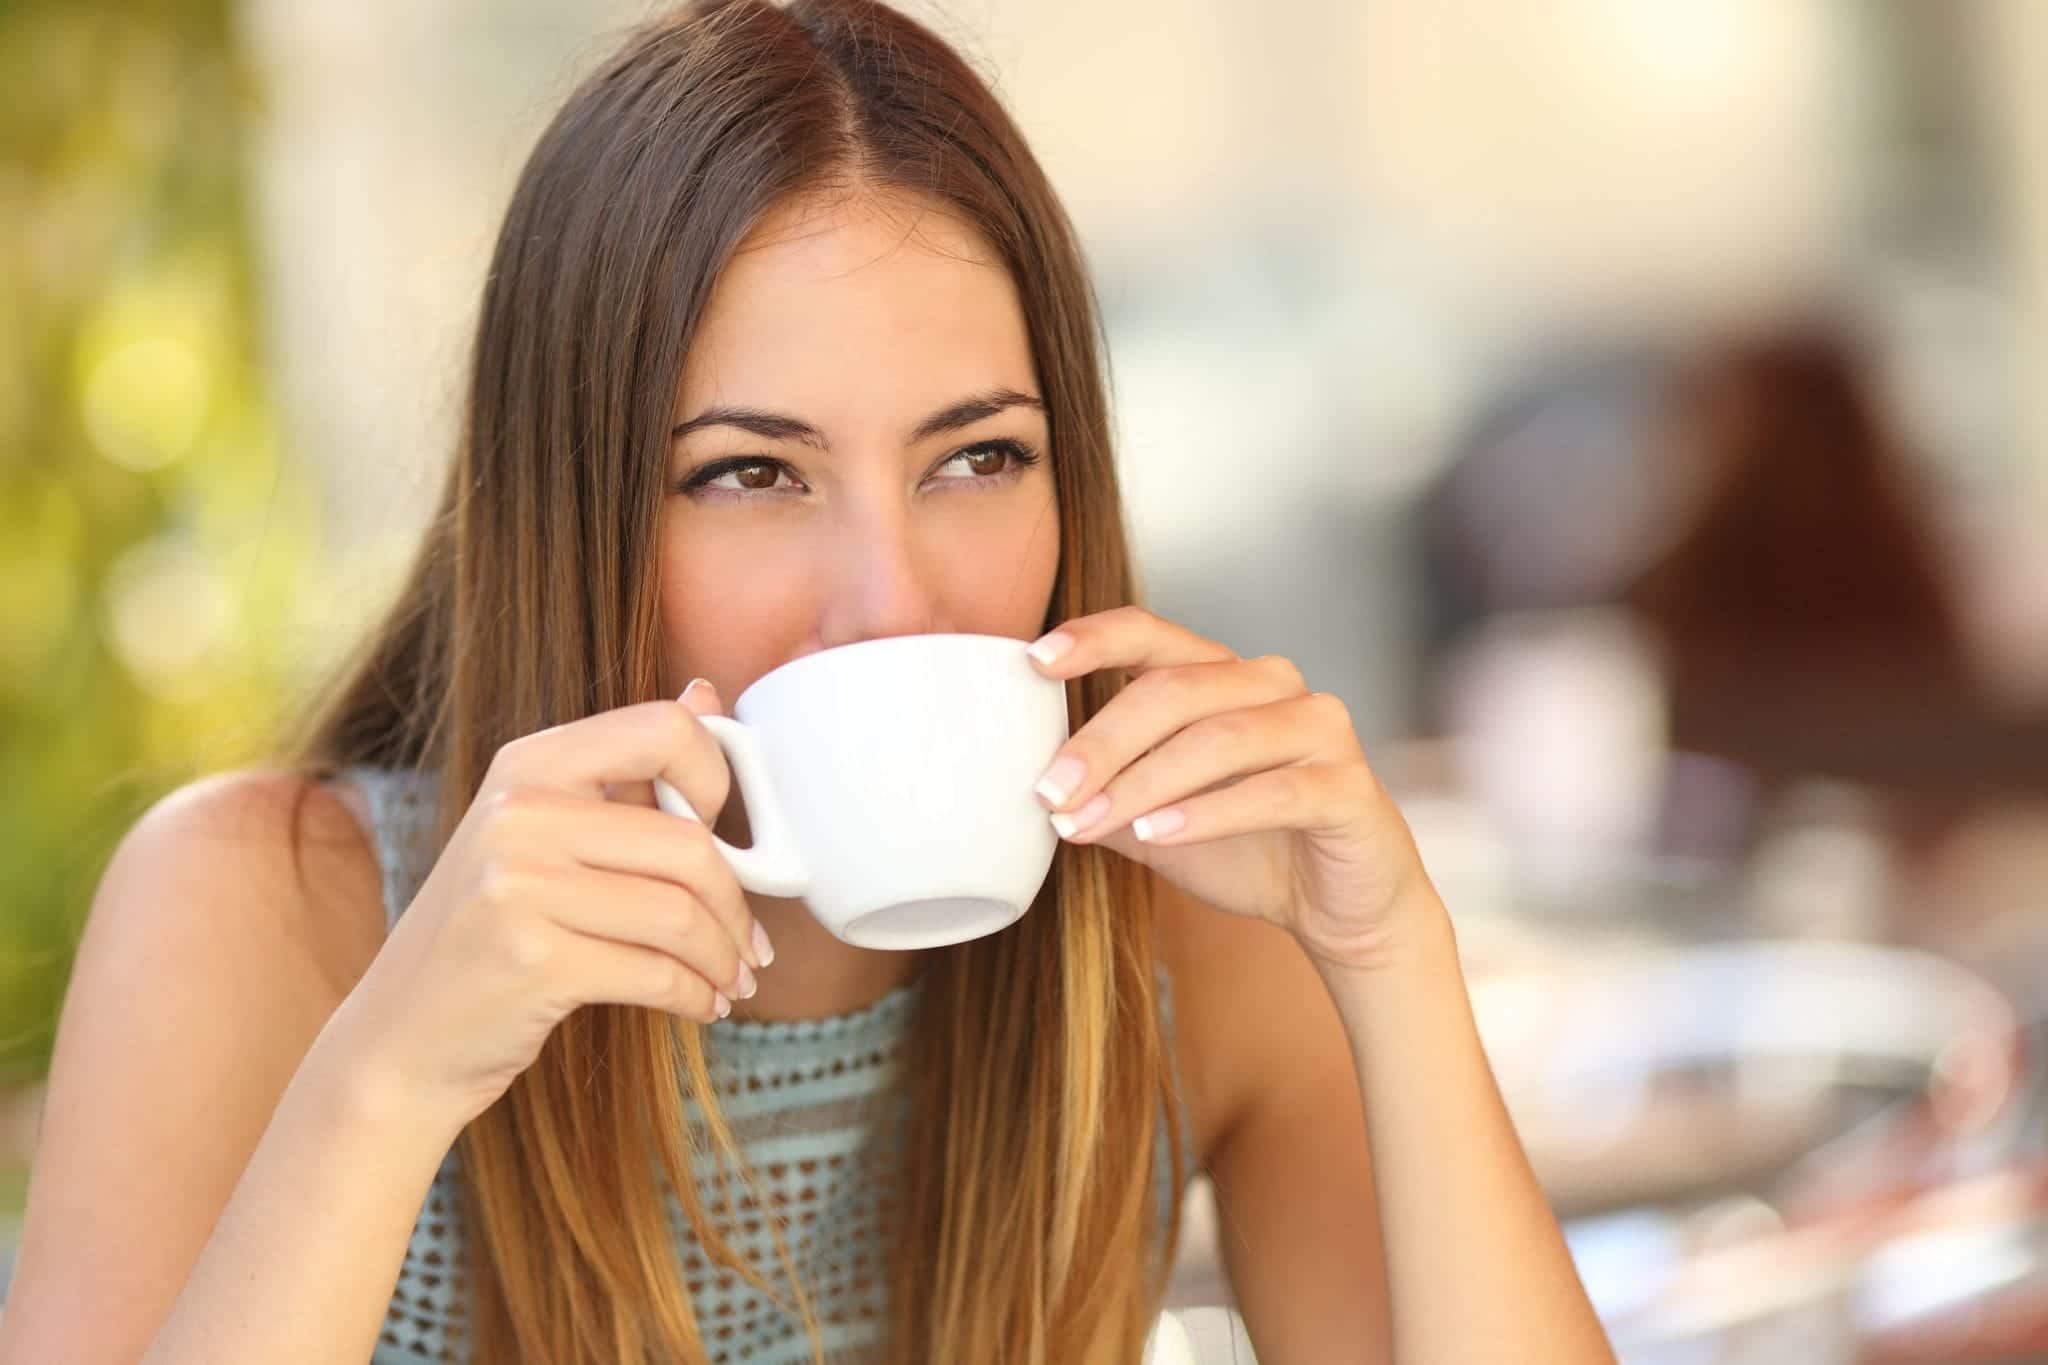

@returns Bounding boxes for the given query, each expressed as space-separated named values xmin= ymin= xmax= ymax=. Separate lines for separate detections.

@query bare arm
xmin=1164 ymin=889 xmax=1391 ymax=1362
xmin=1204 ymin=926 xmax=1390 ymax=1362
xmin=4 ymin=695 xmax=771 ymax=1365
xmin=0 ymin=773 xmax=449 ymax=1365
xmin=137 ymin=1008 xmax=464 ymax=1365
xmin=1321 ymin=891 xmax=1615 ymax=1364
xmin=1167 ymin=875 xmax=1610 ymax=1363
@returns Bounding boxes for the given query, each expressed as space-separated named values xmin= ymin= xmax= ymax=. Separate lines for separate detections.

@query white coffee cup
xmin=653 ymin=632 xmax=1071 ymax=950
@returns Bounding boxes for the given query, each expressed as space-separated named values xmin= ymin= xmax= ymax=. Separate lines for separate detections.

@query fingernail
xmin=713 ymin=992 xmax=732 ymax=1019
xmin=682 ymin=676 xmax=715 ymax=701
xmin=1026 ymin=631 xmax=1073 ymax=667
xmin=1133 ymin=809 xmax=1186 ymax=841
xmin=1034 ymin=755 xmax=1086 ymax=807
xmin=733 ymin=961 xmax=757 ymax=999
xmin=752 ymin=921 xmax=775 ymax=968
xmin=1051 ymin=793 xmax=1110 ymax=839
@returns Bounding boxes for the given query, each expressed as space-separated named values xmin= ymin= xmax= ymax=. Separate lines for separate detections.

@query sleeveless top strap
xmin=344 ymin=764 xmax=437 ymax=931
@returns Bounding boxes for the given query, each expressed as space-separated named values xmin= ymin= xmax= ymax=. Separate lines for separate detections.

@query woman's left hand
xmin=1026 ymin=606 xmax=1436 ymax=973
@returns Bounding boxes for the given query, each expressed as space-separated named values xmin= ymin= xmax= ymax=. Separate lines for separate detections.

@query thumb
xmin=680 ymin=675 xmax=725 ymax=718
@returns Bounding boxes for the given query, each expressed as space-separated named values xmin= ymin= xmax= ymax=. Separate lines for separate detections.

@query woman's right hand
xmin=326 ymin=680 xmax=770 ymax=1131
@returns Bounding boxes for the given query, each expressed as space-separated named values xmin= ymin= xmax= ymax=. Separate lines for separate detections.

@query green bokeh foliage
xmin=1 ymin=0 xmax=322 ymax=1085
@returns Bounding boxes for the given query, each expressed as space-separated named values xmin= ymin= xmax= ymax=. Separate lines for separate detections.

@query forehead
xmin=677 ymin=192 xmax=1037 ymax=416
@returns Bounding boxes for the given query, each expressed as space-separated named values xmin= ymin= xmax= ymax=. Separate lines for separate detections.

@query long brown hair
xmin=275 ymin=1 xmax=1183 ymax=1360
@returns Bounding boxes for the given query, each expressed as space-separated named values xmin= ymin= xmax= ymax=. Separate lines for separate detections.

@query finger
xmin=1033 ymin=659 xmax=1312 ymax=818
xmin=1025 ymin=604 xmax=1236 ymax=681
xmin=552 ymin=929 xmax=732 ymax=1024
xmin=481 ymin=786 xmax=766 ymax=971
xmin=485 ymin=692 xmax=732 ymax=822
xmin=1106 ymin=761 xmax=1370 ymax=849
xmin=603 ymin=678 xmax=728 ymax=815
xmin=538 ymin=864 xmax=753 ymax=1002
xmin=1050 ymin=692 xmax=1338 ymax=844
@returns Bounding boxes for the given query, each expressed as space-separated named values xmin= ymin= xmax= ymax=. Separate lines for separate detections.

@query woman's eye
xmin=937 ymin=448 xmax=1007 ymax=480
xmin=721 ymin=460 xmax=791 ymax=492
xmin=682 ymin=459 xmax=798 ymax=497
xmin=932 ymin=440 xmax=1035 ymax=481
xmin=678 ymin=439 xmax=1040 ymax=501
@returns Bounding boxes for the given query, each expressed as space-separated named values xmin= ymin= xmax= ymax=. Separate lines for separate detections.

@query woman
xmin=0 ymin=2 xmax=1613 ymax=1362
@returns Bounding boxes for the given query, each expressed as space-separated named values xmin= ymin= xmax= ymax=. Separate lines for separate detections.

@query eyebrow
xmin=670 ymin=387 xmax=1045 ymax=451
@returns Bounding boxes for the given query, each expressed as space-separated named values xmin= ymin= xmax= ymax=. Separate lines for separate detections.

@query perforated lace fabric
xmin=345 ymin=765 xmax=1186 ymax=1365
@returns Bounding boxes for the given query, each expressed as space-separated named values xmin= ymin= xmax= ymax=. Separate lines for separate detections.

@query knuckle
xmin=664 ymin=885 xmax=714 ymax=945
xmin=1321 ymin=692 xmax=1353 ymax=728
xmin=667 ymin=812 xmax=716 ymax=860
xmin=638 ymin=955 xmax=690 ymax=1015
xmin=1282 ymin=771 xmax=1320 ymax=818
xmin=1256 ymin=654 xmax=1305 ymax=690
xmin=496 ymin=919 xmax=553 ymax=975
xmin=665 ymin=704 xmax=731 ymax=788
xmin=488 ymin=735 xmax=537 ymax=781
xmin=689 ymin=774 xmax=732 ymax=826
xmin=476 ymin=856 xmax=534 ymax=909
xmin=681 ymin=824 xmax=733 ymax=882
xmin=713 ymin=891 xmax=752 ymax=944
xmin=669 ymin=965 xmax=715 ymax=1017
xmin=655 ymin=698 xmax=698 ymax=747
xmin=1200 ymin=707 xmax=1252 ymax=747
xmin=659 ymin=854 xmax=736 ymax=934
xmin=1128 ymin=668 xmax=1180 ymax=707
xmin=477 ymin=789 xmax=543 ymax=852
xmin=1264 ymin=777 xmax=1301 ymax=823
xmin=487 ymin=783 xmax=548 ymax=817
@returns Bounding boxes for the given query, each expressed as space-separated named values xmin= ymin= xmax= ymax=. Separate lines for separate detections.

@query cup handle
xmin=652 ymin=714 xmax=810 ymax=899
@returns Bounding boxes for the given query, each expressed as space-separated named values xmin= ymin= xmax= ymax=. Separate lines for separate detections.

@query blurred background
xmin=5 ymin=0 xmax=2048 ymax=1359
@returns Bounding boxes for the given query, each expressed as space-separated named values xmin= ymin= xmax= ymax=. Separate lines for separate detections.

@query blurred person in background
xmin=1415 ymin=322 xmax=2048 ymax=888
xmin=1625 ymin=322 xmax=2048 ymax=809
xmin=1404 ymin=319 xmax=2048 ymax=1360
xmin=1626 ymin=324 xmax=2048 ymax=945
xmin=0 ymin=4 xmax=1616 ymax=1365
xmin=1629 ymin=322 xmax=2048 ymax=974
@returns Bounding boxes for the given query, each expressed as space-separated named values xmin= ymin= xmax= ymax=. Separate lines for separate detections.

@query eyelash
xmin=676 ymin=438 xmax=1043 ymax=502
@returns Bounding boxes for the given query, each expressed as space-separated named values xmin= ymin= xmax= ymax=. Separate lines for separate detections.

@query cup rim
xmin=734 ymin=630 xmax=1035 ymax=712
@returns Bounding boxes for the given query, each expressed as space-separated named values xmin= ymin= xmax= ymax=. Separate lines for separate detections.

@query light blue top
xmin=346 ymin=765 xmax=1189 ymax=1365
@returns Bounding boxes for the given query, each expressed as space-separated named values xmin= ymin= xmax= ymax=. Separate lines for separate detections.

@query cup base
xmin=840 ymin=897 xmax=1024 ymax=950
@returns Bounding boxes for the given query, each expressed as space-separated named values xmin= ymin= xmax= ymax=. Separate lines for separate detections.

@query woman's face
xmin=659 ymin=191 xmax=1060 ymax=704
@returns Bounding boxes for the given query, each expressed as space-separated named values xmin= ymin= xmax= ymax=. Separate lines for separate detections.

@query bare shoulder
xmin=1152 ymin=872 xmax=1355 ymax=1168
xmin=112 ymin=767 xmax=387 ymax=995
xmin=0 ymin=768 xmax=386 ymax=1362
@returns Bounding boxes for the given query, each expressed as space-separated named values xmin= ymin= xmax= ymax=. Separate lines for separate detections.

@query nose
xmin=815 ymin=499 xmax=948 ymax=647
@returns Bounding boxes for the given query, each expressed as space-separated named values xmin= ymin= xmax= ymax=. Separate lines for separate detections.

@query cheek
xmin=947 ymin=485 xmax=1061 ymax=625
xmin=657 ymin=533 xmax=814 ymax=672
